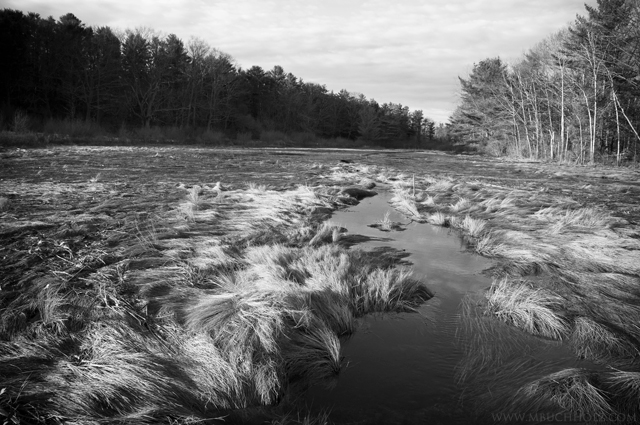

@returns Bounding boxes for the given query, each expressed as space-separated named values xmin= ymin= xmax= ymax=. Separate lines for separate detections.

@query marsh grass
xmin=247 ymin=181 xmax=269 ymax=192
xmin=604 ymin=371 xmax=640 ymax=412
xmin=426 ymin=211 xmax=448 ymax=226
xmin=458 ymin=215 xmax=487 ymax=238
xmin=457 ymin=297 xmax=551 ymax=386
xmin=390 ymin=190 xmax=421 ymax=219
xmin=421 ymin=195 xmax=436 ymax=207
xmin=429 ymin=179 xmax=455 ymax=192
xmin=351 ymin=267 xmax=433 ymax=315
xmin=187 ymin=185 xmax=202 ymax=205
xmin=376 ymin=211 xmax=393 ymax=231
xmin=449 ymin=197 xmax=470 ymax=213
xmin=0 ymin=180 xmax=434 ymax=424
xmin=281 ymin=323 xmax=342 ymax=382
xmin=486 ymin=278 xmax=568 ymax=340
xmin=535 ymin=206 xmax=617 ymax=232
xmin=514 ymin=369 xmax=613 ymax=416
xmin=369 ymin=211 xmax=405 ymax=232
xmin=309 ymin=221 xmax=342 ymax=246
xmin=270 ymin=411 xmax=332 ymax=425
xmin=8 ymin=151 xmax=638 ymax=423
xmin=178 ymin=202 xmax=197 ymax=222
xmin=570 ymin=317 xmax=639 ymax=362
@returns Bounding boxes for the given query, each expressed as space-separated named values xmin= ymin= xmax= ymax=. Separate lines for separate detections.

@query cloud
xmin=7 ymin=0 xmax=598 ymax=123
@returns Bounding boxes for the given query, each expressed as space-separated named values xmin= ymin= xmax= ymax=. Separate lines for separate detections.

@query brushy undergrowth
xmin=0 ymin=182 xmax=431 ymax=424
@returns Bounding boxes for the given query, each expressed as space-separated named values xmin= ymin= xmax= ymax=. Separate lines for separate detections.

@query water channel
xmin=300 ymin=191 xmax=597 ymax=424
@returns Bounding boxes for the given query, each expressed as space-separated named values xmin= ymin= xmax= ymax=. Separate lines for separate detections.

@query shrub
xmin=261 ymin=130 xmax=290 ymax=145
xmin=235 ymin=114 xmax=263 ymax=138
xmin=236 ymin=131 xmax=253 ymax=144
xmin=290 ymin=132 xmax=319 ymax=147
xmin=199 ymin=129 xmax=226 ymax=145
xmin=162 ymin=126 xmax=188 ymax=142
xmin=43 ymin=118 xmax=105 ymax=138
xmin=12 ymin=110 xmax=31 ymax=133
xmin=135 ymin=126 xmax=164 ymax=142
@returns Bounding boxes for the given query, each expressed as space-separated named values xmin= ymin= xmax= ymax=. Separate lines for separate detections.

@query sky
xmin=5 ymin=0 xmax=598 ymax=124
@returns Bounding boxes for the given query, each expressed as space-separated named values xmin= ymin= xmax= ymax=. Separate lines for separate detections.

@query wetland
xmin=1 ymin=146 xmax=640 ymax=424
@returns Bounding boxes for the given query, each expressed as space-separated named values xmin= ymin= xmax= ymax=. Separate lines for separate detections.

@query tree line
xmin=448 ymin=0 xmax=640 ymax=164
xmin=0 ymin=9 xmax=435 ymax=146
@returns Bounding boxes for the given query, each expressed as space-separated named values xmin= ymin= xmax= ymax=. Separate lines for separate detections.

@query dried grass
xmin=426 ymin=211 xmax=448 ymax=226
xmin=458 ymin=215 xmax=487 ymax=238
xmin=515 ymin=369 xmax=613 ymax=416
xmin=486 ymin=278 xmax=568 ymax=340
xmin=570 ymin=317 xmax=639 ymax=361
xmin=390 ymin=190 xmax=421 ymax=219
xmin=604 ymin=371 xmax=640 ymax=412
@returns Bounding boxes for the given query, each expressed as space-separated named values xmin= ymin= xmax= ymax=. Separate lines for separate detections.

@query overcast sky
xmin=6 ymin=0 xmax=598 ymax=123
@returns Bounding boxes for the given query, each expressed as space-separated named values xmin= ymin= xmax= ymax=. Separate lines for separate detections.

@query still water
xmin=301 ymin=192 xmax=592 ymax=424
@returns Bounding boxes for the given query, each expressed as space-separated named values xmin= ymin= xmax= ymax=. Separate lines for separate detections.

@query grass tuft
xmin=516 ymin=369 xmax=613 ymax=416
xmin=449 ymin=197 xmax=470 ymax=213
xmin=486 ymin=278 xmax=568 ymax=340
xmin=309 ymin=221 xmax=342 ymax=247
xmin=570 ymin=317 xmax=638 ymax=361
xmin=427 ymin=211 xmax=448 ymax=226
xmin=459 ymin=215 xmax=487 ymax=238
xmin=376 ymin=211 xmax=393 ymax=231
xmin=604 ymin=371 xmax=640 ymax=412
xmin=351 ymin=267 xmax=433 ymax=315
xmin=390 ymin=189 xmax=421 ymax=219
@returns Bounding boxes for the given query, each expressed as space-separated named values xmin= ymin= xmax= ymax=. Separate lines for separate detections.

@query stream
xmin=300 ymin=191 xmax=598 ymax=424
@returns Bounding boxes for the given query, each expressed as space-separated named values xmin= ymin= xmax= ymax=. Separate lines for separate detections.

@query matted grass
xmin=486 ymin=278 xmax=569 ymax=340
xmin=380 ymin=167 xmax=640 ymax=359
xmin=1 ymin=146 xmax=639 ymax=423
xmin=513 ymin=368 xmax=613 ymax=417
xmin=0 ymin=158 xmax=433 ymax=423
xmin=570 ymin=316 xmax=639 ymax=362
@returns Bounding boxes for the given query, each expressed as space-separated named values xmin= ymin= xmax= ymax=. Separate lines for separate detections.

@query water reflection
xmin=301 ymin=192 xmax=599 ymax=424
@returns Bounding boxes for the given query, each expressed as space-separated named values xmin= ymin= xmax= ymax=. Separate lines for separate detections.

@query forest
xmin=2 ymin=1 xmax=639 ymax=163
xmin=0 ymin=9 xmax=434 ymax=148
xmin=448 ymin=0 xmax=640 ymax=164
